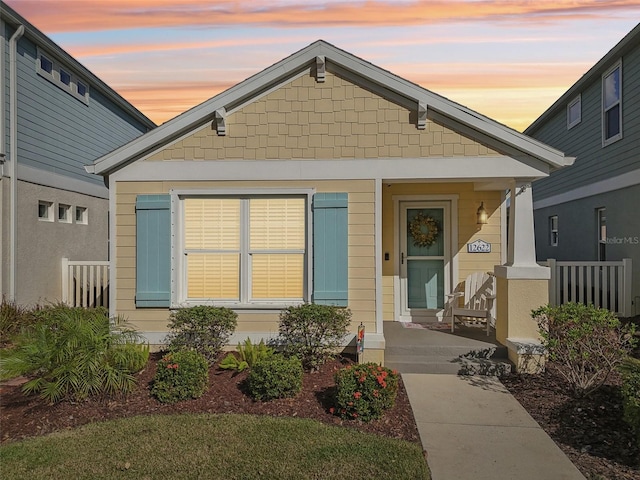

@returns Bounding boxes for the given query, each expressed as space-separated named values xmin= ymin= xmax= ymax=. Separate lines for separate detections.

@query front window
xmin=182 ymin=196 xmax=306 ymax=304
xmin=602 ymin=62 xmax=622 ymax=145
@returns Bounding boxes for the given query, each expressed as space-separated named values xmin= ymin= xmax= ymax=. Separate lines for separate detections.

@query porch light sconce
xmin=477 ymin=202 xmax=488 ymax=225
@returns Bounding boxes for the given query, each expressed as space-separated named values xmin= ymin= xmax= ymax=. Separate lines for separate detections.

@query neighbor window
xmin=58 ymin=204 xmax=71 ymax=223
xmin=38 ymin=201 xmax=53 ymax=222
xmin=602 ymin=61 xmax=622 ymax=145
xmin=59 ymin=69 xmax=71 ymax=86
xmin=549 ymin=215 xmax=558 ymax=246
xmin=597 ymin=208 xmax=607 ymax=261
xmin=36 ymin=47 xmax=89 ymax=104
xmin=567 ymin=95 xmax=581 ymax=129
xmin=75 ymin=206 xmax=88 ymax=224
xmin=39 ymin=54 xmax=53 ymax=75
xmin=182 ymin=196 xmax=306 ymax=304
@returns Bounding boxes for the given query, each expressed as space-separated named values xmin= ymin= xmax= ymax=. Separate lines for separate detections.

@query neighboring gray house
xmin=526 ymin=23 xmax=640 ymax=315
xmin=1 ymin=4 xmax=155 ymax=305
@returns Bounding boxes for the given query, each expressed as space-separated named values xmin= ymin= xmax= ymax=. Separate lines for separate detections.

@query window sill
xmin=171 ymin=301 xmax=305 ymax=311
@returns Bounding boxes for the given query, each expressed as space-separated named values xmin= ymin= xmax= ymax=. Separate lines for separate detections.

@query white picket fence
xmin=61 ymin=258 xmax=109 ymax=308
xmin=545 ymin=258 xmax=632 ymax=317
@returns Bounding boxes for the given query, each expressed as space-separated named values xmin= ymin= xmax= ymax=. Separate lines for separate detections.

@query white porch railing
xmin=545 ymin=258 xmax=632 ymax=317
xmin=61 ymin=258 xmax=109 ymax=308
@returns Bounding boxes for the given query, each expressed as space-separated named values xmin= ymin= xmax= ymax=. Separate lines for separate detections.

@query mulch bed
xmin=2 ymin=353 xmax=639 ymax=480
xmin=0 ymin=353 xmax=421 ymax=446
xmin=501 ymin=364 xmax=639 ymax=480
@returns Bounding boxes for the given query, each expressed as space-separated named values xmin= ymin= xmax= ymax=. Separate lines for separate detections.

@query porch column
xmin=494 ymin=181 xmax=549 ymax=373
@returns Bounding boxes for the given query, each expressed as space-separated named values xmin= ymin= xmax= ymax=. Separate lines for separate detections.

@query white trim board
xmin=111 ymin=156 xmax=546 ymax=183
xmin=18 ymin=164 xmax=108 ymax=199
xmin=533 ymin=168 xmax=640 ymax=210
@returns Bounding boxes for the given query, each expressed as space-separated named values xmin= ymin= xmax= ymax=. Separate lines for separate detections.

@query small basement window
xmin=38 ymin=201 xmax=53 ymax=222
xmin=75 ymin=206 xmax=88 ymax=224
xmin=58 ymin=204 xmax=71 ymax=223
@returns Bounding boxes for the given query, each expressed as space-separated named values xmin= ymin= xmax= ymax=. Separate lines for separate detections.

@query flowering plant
xmin=151 ymin=350 xmax=209 ymax=404
xmin=333 ymin=363 xmax=399 ymax=421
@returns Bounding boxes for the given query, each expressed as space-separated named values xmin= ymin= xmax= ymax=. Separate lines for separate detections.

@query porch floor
xmin=383 ymin=321 xmax=512 ymax=375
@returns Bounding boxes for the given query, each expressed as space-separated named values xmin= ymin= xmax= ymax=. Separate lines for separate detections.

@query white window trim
xmin=170 ymin=188 xmax=315 ymax=309
xmin=38 ymin=200 xmax=53 ymax=222
xmin=58 ymin=203 xmax=71 ymax=223
xmin=549 ymin=215 xmax=558 ymax=247
xmin=567 ymin=95 xmax=581 ymax=130
xmin=75 ymin=206 xmax=88 ymax=224
xmin=602 ymin=60 xmax=622 ymax=147
xmin=36 ymin=47 xmax=90 ymax=105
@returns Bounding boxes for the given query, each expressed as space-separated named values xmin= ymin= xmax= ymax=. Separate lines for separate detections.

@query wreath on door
xmin=409 ymin=212 xmax=439 ymax=248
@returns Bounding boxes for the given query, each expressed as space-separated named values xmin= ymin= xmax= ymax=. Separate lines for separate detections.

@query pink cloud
xmin=8 ymin=0 xmax=640 ymax=33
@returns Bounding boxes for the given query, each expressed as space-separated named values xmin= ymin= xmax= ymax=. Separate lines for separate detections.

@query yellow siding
xmin=381 ymin=183 xmax=502 ymax=320
xmin=114 ymin=179 xmax=375 ymax=336
xmin=145 ymin=71 xmax=498 ymax=162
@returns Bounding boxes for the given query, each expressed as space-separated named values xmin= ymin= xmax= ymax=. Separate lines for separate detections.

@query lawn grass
xmin=0 ymin=413 xmax=430 ymax=479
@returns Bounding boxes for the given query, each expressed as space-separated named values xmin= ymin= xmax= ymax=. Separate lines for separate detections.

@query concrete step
xmin=386 ymin=356 xmax=513 ymax=376
xmin=385 ymin=344 xmax=508 ymax=359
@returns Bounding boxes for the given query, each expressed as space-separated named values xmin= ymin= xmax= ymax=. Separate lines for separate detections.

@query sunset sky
xmin=7 ymin=1 xmax=640 ymax=131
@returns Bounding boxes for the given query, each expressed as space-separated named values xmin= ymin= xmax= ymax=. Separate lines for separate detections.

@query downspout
xmin=9 ymin=24 xmax=25 ymax=301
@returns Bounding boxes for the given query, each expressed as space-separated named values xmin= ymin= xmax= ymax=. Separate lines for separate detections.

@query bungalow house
xmin=1 ymin=3 xmax=155 ymax=306
xmin=526 ymin=24 xmax=640 ymax=316
xmin=87 ymin=41 xmax=573 ymax=370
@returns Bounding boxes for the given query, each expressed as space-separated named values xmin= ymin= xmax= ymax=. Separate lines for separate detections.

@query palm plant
xmin=0 ymin=306 xmax=148 ymax=403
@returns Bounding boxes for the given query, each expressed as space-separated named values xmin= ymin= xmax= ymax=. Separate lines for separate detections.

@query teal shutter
xmin=136 ymin=195 xmax=171 ymax=307
xmin=313 ymin=193 xmax=348 ymax=306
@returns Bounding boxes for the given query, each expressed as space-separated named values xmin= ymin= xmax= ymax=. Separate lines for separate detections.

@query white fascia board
xmin=110 ymin=156 xmax=546 ymax=183
xmin=91 ymin=43 xmax=327 ymax=176
xmin=18 ymin=164 xmax=108 ymax=199
xmin=323 ymin=46 xmax=569 ymax=168
xmin=533 ymin=167 xmax=640 ymax=210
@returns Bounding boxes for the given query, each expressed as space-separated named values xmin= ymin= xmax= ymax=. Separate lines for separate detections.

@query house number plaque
xmin=467 ymin=239 xmax=491 ymax=253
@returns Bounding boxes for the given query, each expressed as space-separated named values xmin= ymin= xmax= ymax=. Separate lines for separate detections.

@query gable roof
xmin=526 ymin=22 xmax=640 ymax=135
xmin=87 ymin=40 xmax=572 ymax=176
xmin=2 ymin=2 xmax=156 ymax=131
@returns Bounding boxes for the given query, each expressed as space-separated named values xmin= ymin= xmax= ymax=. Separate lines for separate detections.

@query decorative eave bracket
xmin=417 ymin=101 xmax=427 ymax=130
xmin=214 ymin=108 xmax=226 ymax=136
xmin=316 ymin=56 xmax=325 ymax=83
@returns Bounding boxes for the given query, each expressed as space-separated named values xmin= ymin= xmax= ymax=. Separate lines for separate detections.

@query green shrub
xmin=533 ymin=303 xmax=636 ymax=397
xmin=164 ymin=306 xmax=237 ymax=363
xmin=151 ymin=350 xmax=209 ymax=403
xmin=620 ymin=357 xmax=640 ymax=443
xmin=219 ymin=338 xmax=275 ymax=372
xmin=246 ymin=355 xmax=303 ymax=401
xmin=333 ymin=363 xmax=399 ymax=422
xmin=0 ymin=306 xmax=149 ymax=403
xmin=278 ymin=304 xmax=351 ymax=371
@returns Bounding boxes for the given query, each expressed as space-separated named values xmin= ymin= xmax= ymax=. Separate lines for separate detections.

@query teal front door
xmin=400 ymin=203 xmax=449 ymax=320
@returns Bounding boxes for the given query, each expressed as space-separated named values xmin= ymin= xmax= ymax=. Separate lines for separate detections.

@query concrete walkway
xmin=402 ymin=374 xmax=586 ymax=480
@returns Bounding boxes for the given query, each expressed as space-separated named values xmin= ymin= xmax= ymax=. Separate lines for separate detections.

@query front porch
xmin=383 ymin=321 xmax=512 ymax=375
